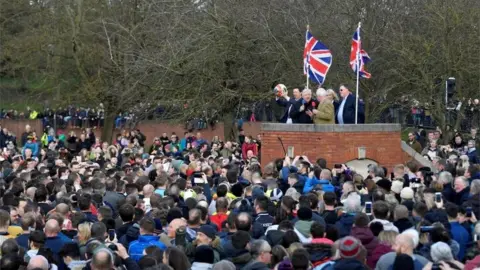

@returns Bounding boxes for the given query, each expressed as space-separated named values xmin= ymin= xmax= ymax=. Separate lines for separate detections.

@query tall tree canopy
xmin=1 ymin=0 xmax=479 ymax=139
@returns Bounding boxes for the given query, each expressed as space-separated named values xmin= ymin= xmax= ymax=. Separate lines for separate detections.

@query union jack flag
xmin=350 ymin=26 xmax=371 ymax=79
xmin=303 ymin=30 xmax=332 ymax=85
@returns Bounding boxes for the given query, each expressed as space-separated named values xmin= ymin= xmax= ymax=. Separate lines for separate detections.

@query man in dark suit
xmin=276 ymin=87 xmax=303 ymax=123
xmin=337 ymin=84 xmax=359 ymax=124
xmin=291 ymin=88 xmax=317 ymax=124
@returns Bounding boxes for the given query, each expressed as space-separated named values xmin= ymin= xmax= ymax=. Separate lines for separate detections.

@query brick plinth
xmin=260 ymin=123 xmax=408 ymax=170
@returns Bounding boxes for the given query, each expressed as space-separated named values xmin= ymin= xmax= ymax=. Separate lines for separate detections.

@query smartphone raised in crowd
xmin=108 ymin=229 xmax=116 ymax=241
xmin=365 ymin=202 xmax=372 ymax=215
xmin=435 ymin=192 xmax=442 ymax=203
xmin=466 ymin=207 xmax=473 ymax=218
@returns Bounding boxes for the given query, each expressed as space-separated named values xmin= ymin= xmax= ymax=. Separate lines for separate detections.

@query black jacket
xmin=241 ymin=260 xmax=270 ymax=270
xmin=116 ymin=221 xmax=136 ymax=240
xmin=264 ymin=230 xmax=285 ymax=247
xmin=290 ymin=98 xmax=317 ymax=124
xmin=442 ymin=183 xmax=455 ymax=203
xmin=275 ymin=97 xmax=294 ymax=123
xmin=462 ymin=193 xmax=480 ymax=220
xmin=252 ymin=212 xmax=274 ymax=239
xmin=454 ymin=187 xmax=470 ymax=206
xmin=230 ymin=249 xmax=252 ymax=270
xmin=393 ymin=218 xmax=413 ymax=233
xmin=337 ymin=94 xmax=357 ymax=124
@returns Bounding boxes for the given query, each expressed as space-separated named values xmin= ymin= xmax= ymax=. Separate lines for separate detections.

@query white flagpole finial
xmin=358 ymin=22 xmax=362 ymax=28
xmin=307 ymin=25 xmax=310 ymax=31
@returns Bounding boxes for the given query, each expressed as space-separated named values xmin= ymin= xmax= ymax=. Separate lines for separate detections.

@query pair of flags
xmin=303 ymin=25 xmax=371 ymax=85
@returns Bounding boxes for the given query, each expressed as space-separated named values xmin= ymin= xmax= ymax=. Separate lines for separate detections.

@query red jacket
xmin=466 ymin=255 xmax=480 ymax=270
xmin=241 ymin=143 xmax=257 ymax=160
xmin=210 ymin=213 xmax=228 ymax=231
xmin=367 ymin=243 xmax=392 ymax=269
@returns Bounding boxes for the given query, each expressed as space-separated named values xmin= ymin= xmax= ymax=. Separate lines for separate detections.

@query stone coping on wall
xmin=261 ymin=123 xmax=401 ymax=133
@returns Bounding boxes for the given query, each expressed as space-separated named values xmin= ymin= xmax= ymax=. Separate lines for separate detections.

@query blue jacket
xmin=45 ymin=235 xmax=72 ymax=254
xmin=22 ymin=142 xmax=39 ymax=157
xmin=128 ymin=235 xmax=166 ymax=261
xmin=467 ymin=149 xmax=479 ymax=164
xmin=335 ymin=213 xmax=356 ymax=238
xmin=281 ymin=166 xmax=307 ymax=186
xmin=450 ymin=221 xmax=469 ymax=260
xmin=303 ymin=177 xmax=335 ymax=194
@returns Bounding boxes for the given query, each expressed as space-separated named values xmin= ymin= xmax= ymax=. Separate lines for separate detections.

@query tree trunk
xmin=223 ymin=112 xmax=237 ymax=142
xmin=102 ymin=111 xmax=116 ymax=143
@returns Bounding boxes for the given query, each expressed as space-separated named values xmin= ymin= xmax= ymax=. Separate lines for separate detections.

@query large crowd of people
xmin=0 ymin=122 xmax=478 ymax=270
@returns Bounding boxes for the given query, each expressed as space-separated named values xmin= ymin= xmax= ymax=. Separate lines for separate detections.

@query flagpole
xmin=355 ymin=22 xmax=361 ymax=125
xmin=306 ymin=25 xmax=310 ymax=90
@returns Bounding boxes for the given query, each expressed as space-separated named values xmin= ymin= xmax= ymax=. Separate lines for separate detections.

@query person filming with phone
xmin=274 ymin=84 xmax=302 ymax=124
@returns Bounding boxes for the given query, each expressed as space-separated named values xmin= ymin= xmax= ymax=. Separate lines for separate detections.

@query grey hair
xmin=456 ymin=176 xmax=469 ymax=187
xmin=438 ymin=171 xmax=453 ymax=185
xmin=316 ymin=88 xmax=327 ymax=97
xmin=27 ymin=255 xmax=49 ymax=270
xmin=250 ymin=239 xmax=271 ymax=258
xmin=402 ymin=229 xmax=420 ymax=248
xmin=369 ymin=165 xmax=385 ymax=178
xmin=302 ymin=88 xmax=312 ymax=96
xmin=430 ymin=242 xmax=453 ymax=262
xmin=470 ymin=179 xmax=480 ymax=195
xmin=212 ymin=260 xmax=236 ymax=270
xmin=344 ymin=193 xmax=362 ymax=213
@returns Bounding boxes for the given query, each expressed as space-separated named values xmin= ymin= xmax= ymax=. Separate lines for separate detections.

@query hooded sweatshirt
xmin=305 ymin=238 xmax=334 ymax=267
xmin=295 ymin=220 xmax=314 ymax=238
xmin=351 ymin=226 xmax=379 ymax=256
xmin=368 ymin=218 xmax=399 ymax=233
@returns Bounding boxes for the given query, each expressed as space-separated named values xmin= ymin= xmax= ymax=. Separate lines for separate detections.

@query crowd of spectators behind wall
xmin=0 ymin=111 xmax=477 ymax=269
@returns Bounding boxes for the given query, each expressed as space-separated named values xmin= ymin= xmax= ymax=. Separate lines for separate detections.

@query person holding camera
xmin=274 ymin=84 xmax=302 ymax=124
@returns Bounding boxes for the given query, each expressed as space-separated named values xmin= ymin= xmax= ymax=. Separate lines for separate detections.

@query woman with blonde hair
xmin=77 ymin=222 xmax=92 ymax=245
xmin=367 ymin=230 xmax=397 ymax=268
xmin=326 ymin=89 xmax=340 ymax=123
xmin=326 ymin=89 xmax=339 ymax=102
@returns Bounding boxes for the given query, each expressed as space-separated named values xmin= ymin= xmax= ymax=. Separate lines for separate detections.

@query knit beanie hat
xmin=198 ymin=225 xmax=216 ymax=241
xmin=194 ymin=245 xmax=215 ymax=264
xmin=430 ymin=242 xmax=453 ymax=262
xmin=391 ymin=180 xmax=404 ymax=194
xmin=400 ymin=187 xmax=414 ymax=200
xmin=339 ymin=236 xmax=362 ymax=259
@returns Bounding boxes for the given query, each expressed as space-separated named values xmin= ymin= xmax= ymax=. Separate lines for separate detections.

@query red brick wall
xmin=0 ymin=119 xmax=43 ymax=138
xmin=0 ymin=119 xmax=262 ymax=144
xmin=261 ymin=124 xmax=409 ymax=171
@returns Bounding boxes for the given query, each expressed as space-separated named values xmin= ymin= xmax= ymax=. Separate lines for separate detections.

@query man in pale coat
xmin=313 ymin=88 xmax=335 ymax=124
